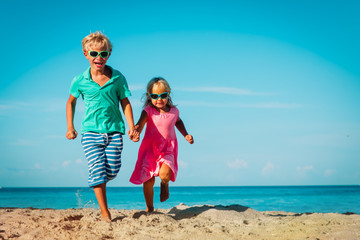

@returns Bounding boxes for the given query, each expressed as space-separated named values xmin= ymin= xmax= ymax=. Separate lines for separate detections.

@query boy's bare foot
xmin=160 ymin=182 xmax=169 ymax=202
xmin=146 ymin=206 xmax=154 ymax=213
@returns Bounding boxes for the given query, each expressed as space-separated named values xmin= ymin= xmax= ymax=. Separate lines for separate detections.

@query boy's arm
xmin=120 ymin=97 xmax=136 ymax=137
xmin=66 ymin=94 xmax=78 ymax=140
xmin=176 ymin=117 xmax=194 ymax=144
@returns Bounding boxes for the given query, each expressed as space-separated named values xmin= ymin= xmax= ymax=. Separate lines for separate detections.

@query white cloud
xmin=0 ymin=104 xmax=12 ymax=110
xmin=175 ymin=86 xmax=258 ymax=96
xmin=129 ymin=98 xmax=143 ymax=108
xmin=241 ymin=102 xmax=302 ymax=109
xmin=227 ymin=159 xmax=248 ymax=169
xmin=178 ymin=160 xmax=188 ymax=168
xmin=296 ymin=165 xmax=314 ymax=173
xmin=34 ymin=163 xmax=41 ymax=169
xmin=11 ymin=139 xmax=38 ymax=146
xmin=129 ymin=84 xmax=146 ymax=91
xmin=177 ymin=101 xmax=302 ymax=109
xmin=177 ymin=101 xmax=221 ymax=107
xmin=324 ymin=169 xmax=335 ymax=177
xmin=76 ymin=159 xmax=84 ymax=164
xmin=262 ymin=162 xmax=275 ymax=174
xmin=62 ymin=161 xmax=71 ymax=167
xmin=0 ymin=101 xmax=31 ymax=115
xmin=290 ymin=133 xmax=357 ymax=148
xmin=45 ymin=135 xmax=64 ymax=139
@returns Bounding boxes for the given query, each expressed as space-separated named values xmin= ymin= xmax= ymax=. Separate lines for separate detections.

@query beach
xmin=1 ymin=204 xmax=359 ymax=240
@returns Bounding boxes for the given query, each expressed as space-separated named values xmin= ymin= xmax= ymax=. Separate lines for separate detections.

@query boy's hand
xmin=185 ymin=134 xmax=194 ymax=144
xmin=66 ymin=129 xmax=77 ymax=140
xmin=128 ymin=127 xmax=140 ymax=142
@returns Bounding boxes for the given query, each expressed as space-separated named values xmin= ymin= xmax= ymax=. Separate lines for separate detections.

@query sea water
xmin=0 ymin=186 xmax=359 ymax=214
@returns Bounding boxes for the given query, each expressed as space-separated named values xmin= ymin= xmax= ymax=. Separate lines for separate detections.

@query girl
xmin=130 ymin=77 xmax=194 ymax=212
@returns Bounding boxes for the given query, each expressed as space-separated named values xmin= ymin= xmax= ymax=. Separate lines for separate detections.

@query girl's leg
xmin=93 ymin=183 xmax=111 ymax=222
xmin=143 ymin=177 xmax=155 ymax=212
xmin=159 ymin=164 xmax=172 ymax=202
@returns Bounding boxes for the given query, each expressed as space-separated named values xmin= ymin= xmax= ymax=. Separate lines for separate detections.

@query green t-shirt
xmin=70 ymin=66 xmax=131 ymax=134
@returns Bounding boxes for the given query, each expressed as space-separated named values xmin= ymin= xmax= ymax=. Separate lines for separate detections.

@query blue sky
xmin=1 ymin=0 xmax=359 ymax=187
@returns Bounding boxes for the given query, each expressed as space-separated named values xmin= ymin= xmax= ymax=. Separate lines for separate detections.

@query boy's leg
xmin=143 ymin=177 xmax=155 ymax=212
xmin=159 ymin=164 xmax=172 ymax=202
xmin=104 ymin=133 xmax=123 ymax=181
xmin=93 ymin=183 xmax=111 ymax=222
xmin=82 ymin=132 xmax=107 ymax=187
xmin=82 ymin=132 xmax=110 ymax=221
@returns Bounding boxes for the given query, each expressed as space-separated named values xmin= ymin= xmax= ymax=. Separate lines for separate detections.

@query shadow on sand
xmin=130 ymin=204 xmax=251 ymax=221
xmin=167 ymin=204 xmax=250 ymax=220
xmin=132 ymin=210 xmax=164 ymax=219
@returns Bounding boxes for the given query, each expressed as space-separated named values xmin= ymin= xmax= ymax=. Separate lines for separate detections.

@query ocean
xmin=0 ymin=186 xmax=359 ymax=214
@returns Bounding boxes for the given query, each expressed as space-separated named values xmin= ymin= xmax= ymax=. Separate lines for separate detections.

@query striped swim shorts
xmin=81 ymin=132 xmax=123 ymax=187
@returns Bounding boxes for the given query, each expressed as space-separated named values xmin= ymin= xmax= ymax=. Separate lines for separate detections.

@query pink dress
xmin=130 ymin=106 xmax=179 ymax=184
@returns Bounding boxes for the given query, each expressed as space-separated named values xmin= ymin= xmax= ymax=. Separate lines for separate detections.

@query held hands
xmin=185 ymin=134 xmax=194 ymax=144
xmin=66 ymin=129 xmax=78 ymax=140
xmin=129 ymin=125 xmax=140 ymax=142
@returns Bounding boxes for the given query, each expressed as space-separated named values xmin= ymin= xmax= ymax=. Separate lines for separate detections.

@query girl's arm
xmin=120 ymin=97 xmax=136 ymax=139
xmin=129 ymin=110 xmax=148 ymax=142
xmin=66 ymin=94 xmax=78 ymax=140
xmin=176 ymin=117 xmax=194 ymax=144
xmin=135 ymin=110 xmax=148 ymax=134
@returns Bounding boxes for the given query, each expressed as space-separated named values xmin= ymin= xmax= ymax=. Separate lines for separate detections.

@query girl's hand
xmin=129 ymin=127 xmax=140 ymax=142
xmin=66 ymin=129 xmax=77 ymax=140
xmin=129 ymin=133 xmax=140 ymax=142
xmin=185 ymin=134 xmax=194 ymax=144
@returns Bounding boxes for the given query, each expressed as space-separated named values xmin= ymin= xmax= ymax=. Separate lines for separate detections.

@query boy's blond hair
xmin=82 ymin=31 xmax=112 ymax=52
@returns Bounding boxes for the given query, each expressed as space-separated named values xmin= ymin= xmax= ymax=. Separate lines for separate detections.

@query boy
xmin=66 ymin=31 xmax=135 ymax=222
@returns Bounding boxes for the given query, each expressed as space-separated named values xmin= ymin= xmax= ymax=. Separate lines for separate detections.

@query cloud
xmin=227 ymin=159 xmax=248 ymax=169
xmin=172 ymin=86 xmax=302 ymax=109
xmin=45 ymin=135 xmax=64 ymax=139
xmin=34 ymin=163 xmax=41 ymax=169
xmin=129 ymin=84 xmax=146 ymax=91
xmin=290 ymin=133 xmax=356 ymax=147
xmin=324 ymin=169 xmax=335 ymax=177
xmin=0 ymin=101 xmax=30 ymax=115
xmin=262 ymin=162 xmax=275 ymax=174
xmin=296 ymin=165 xmax=314 ymax=173
xmin=0 ymin=104 xmax=12 ymax=110
xmin=175 ymin=86 xmax=260 ymax=95
xmin=76 ymin=159 xmax=84 ymax=164
xmin=129 ymin=98 xmax=143 ymax=108
xmin=178 ymin=160 xmax=188 ymax=168
xmin=11 ymin=139 xmax=38 ymax=146
xmin=177 ymin=101 xmax=302 ymax=109
xmin=242 ymin=102 xmax=302 ymax=109
xmin=62 ymin=161 xmax=71 ymax=167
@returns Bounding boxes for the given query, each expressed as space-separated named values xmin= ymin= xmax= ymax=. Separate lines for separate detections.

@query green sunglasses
xmin=88 ymin=51 xmax=110 ymax=58
xmin=149 ymin=92 xmax=169 ymax=100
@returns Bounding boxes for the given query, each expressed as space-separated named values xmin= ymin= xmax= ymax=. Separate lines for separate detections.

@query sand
xmin=1 ymin=204 xmax=359 ymax=240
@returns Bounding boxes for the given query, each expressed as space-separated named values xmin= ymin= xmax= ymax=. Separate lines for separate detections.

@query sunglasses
xmin=149 ymin=92 xmax=169 ymax=100
xmin=88 ymin=51 xmax=110 ymax=58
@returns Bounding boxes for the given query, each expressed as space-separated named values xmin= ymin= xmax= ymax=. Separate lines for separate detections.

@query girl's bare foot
xmin=160 ymin=182 xmax=169 ymax=202
xmin=101 ymin=210 xmax=112 ymax=223
xmin=101 ymin=215 xmax=112 ymax=223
